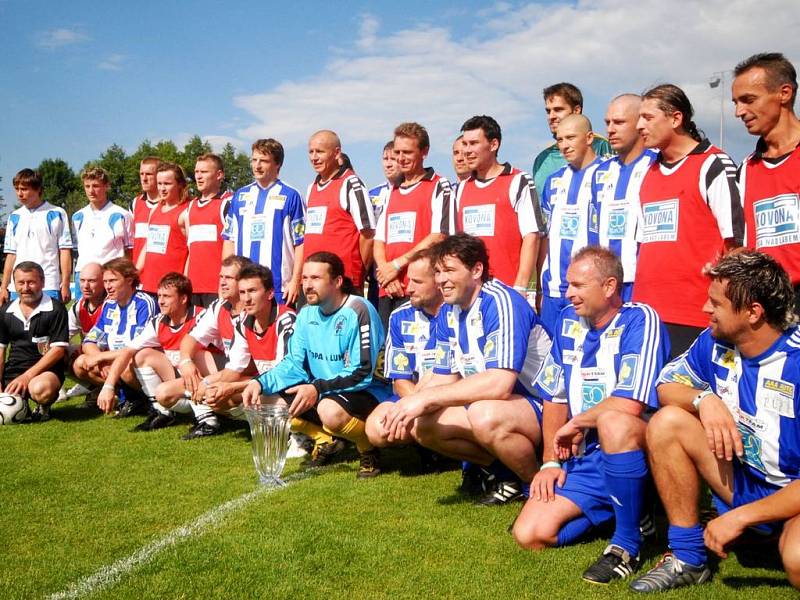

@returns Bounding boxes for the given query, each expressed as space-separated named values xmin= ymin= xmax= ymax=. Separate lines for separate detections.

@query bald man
xmin=588 ymin=95 xmax=658 ymax=301
xmin=451 ymin=136 xmax=470 ymax=187
xmin=62 ymin=261 xmax=108 ymax=402
xmin=537 ymin=114 xmax=604 ymax=335
xmin=303 ymin=130 xmax=376 ymax=290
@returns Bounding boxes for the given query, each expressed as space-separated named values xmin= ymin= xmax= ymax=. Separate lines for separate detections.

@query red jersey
xmin=740 ymin=141 xmax=800 ymax=284
xmin=633 ymin=140 xmax=743 ymax=327
xmin=375 ymin=169 xmax=453 ymax=296
xmin=130 ymin=306 xmax=202 ymax=367
xmin=140 ymin=201 xmax=189 ymax=292
xmin=69 ymin=297 xmax=105 ymax=337
xmin=227 ymin=304 xmax=295 ymax=374
xmin=455 ymin=163 xmax=544 ymax=286
xmin=186 ymin=191 xmax=232 ymax=293
xmin=188 ymin=299 xmax=237 ymax=356
xmin=304 ymin=166 xmax=375 ymax=287
xmin=132 ymin=194 xmax=158 ymax=266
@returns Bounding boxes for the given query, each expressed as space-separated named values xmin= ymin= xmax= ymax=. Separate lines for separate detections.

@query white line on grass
xmin=47 ymin=471 xmax=309 ymax=600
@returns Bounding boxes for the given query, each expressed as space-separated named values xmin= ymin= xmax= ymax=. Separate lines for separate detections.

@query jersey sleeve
xmin=384 ymin=311 xmax=415 ymax=380
xmin=68 ymin=302 xmax=80 ymax=338
xmin=344 ymin=176 xmax=376 ymax=231
xmin=532 ymin=329 xmax=567 ymax=403
xmin=49 ymin=302 xmax=70 ymax=347
xmin=256 ymin=311 xmax=311 ymax=394
xmin=287 ymin=189 xmax=305 ymax=246
xmin=374 ymin=199 xmax=388 ymax=243
xmin=512 ymin=172 xmax=546 ymax=235
xmin=225 ymin=321 xmax=252 ymax=373
xmin=128 ymin=316 xmax=160 ymax=351
xmin=311 ymin=302 xmax=376 ymax=395
xmin=657 ymin=329 xmax=714 ymax=391
xmin=432 ymin=177 xmax=454 ymax=235
xmin=539 ymin=173 xmax=555 ymax=232
xmin=483 ymin=292 xmax=530 ymax=372
xmin=122 ymin=209 xmax=134 ymax=249
xmin=275 ymin=311 xmax=295 ymax=361
xmin=221 ymin=192 xmax=240 ymax=241
xmin=135 ymin=294 xmax=157 ymax=329
xmin=0 ymin=311 xmax=10 ymax=347
xmin=55 ymin=208 xmax=73 ymax=249
xmin=189 ymin=301 xmax=220 ymax=348
xmin=4 ymin=213 xmax=17 ymax=254
xmin=700 ymin=152 xmax=744 ymax=243
xmin=611 ymin=306 xmax=669 ymax=406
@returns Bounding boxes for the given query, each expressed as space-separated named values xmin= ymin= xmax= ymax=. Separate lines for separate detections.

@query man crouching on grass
xmin=242 ymin=252 xmax=390 ymax=479
xmin=630 ymin=251 xmax=800 ymax=593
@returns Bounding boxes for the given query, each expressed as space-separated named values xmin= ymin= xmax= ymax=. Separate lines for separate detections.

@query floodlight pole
xmin=709 ymin=71 xmax=728 ymax=149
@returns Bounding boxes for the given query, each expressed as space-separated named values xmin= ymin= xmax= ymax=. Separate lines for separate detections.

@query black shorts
xmin=281 ymin=389 xmax=379 ymax=424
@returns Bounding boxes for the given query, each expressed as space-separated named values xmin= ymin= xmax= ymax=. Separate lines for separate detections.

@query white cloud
xmin=97 ymin=54 xmax=127 ymax=71
xmin=36 ymin=27 xmax=90 ymax=49
xmin=232 ymin=0 xmax=800 ymax=175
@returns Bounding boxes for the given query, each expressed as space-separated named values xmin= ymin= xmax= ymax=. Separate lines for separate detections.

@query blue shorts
xmin=521 ymin=391 xmax=543 ymax=422
xmin=556 ymin=450 xmax=615 ymax=526
xmin=382 ymin=394 xmax=400 ymax=403
xmin=540 ymin=295 xmax=570 ymax=338
xmin=711 ymin=464 xmax=785 ymax=536
xmin=9 ymin=289 xmax=61 ymax=302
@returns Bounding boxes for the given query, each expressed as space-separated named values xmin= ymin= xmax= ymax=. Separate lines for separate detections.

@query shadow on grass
xmin=50 ymin=402 xmax=105 ymax=423
xmin=720 ymin=575 xmax=791 ymax=589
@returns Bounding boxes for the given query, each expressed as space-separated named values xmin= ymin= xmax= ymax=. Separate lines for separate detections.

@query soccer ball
xmin=0 ymin=393 xmax=29 ymax=425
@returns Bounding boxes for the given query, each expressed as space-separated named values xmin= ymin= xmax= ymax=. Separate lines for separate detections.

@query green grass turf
xmin=1 ymin=395 xmax=795 ymax=600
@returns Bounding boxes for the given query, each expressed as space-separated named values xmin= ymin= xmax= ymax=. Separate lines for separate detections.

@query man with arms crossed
xmin=733 ymin=53 xmax=800 ymax=312
xmin=630 ymin=251 xmax=800 ymax=592
xmin=242 ymin=252 xmax=389 ymax=478
xmin=0 ymin=262 xmax=69 ymax=422
xmin=383 ymin=234 xmax=550 ymax=504
xmin=513 ymin=247 xmax=669 ymax=584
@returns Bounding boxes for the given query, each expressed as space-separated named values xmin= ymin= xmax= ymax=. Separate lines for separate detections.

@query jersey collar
xmin=751 ymin=136 xmax=800 ymax=163
xmin=471 ymin=162 xmax=512 ymax=183
xmin=8 ymin=294 xmax=55 ymax=323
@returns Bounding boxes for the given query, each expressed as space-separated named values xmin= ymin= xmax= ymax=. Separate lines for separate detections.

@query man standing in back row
xmin=303 ymin=130 xmax=376 ymax=292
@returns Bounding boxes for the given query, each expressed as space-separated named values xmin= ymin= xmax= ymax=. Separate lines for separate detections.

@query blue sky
xmin=1 ymin=0 xmax=797 ymax=214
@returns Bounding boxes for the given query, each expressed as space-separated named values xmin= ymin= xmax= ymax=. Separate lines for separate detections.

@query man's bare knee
xmin=512 ymin=515 xmax=557 ymax=551
xmin=646 ymin=404 xmax=690 ymax=450
xmin=317 ymin=399 xmax=350 ymax=431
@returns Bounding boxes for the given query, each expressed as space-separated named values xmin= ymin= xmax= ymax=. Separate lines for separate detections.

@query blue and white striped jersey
xmin=659 ymin=326 xmax=800 ymax=488
xmin=589 ymin=150 xmax=657 ymax=283
xmin=368 ymin=181 xmax=391 ymax=221
xmin=83 ymin=291 xmax=157 ymax=351
xmin=533 ymin=303 xmax=670 ymax=452
xmin=540 ymin=158 xmax=602 ymax=298
xmin=432 ymin=279 xmax=551 ymax=398
xmin=384 ymin=301 xmax=440 ymax=381
xmin=222 ymin=179 xmax=305 ymax=305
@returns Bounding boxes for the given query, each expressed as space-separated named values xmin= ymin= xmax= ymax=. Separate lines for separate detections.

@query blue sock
xmin=603 ymin=449 xmax=648 ymax=557
xmin=489 ymin=460 xmax=517 ymax=482
xmin=557 ymin=515 xmax=593 ymax=546
xmin=668 ymin=524 xmax=707 ymax=567
xmin=521 ymin=482 xmax=530 ymax=498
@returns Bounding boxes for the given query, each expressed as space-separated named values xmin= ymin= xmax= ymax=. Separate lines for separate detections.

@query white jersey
xmin=4 ymin=201 xmax=72 ymax=291
xmin=72 ymin=201 xmax=134 ymax=271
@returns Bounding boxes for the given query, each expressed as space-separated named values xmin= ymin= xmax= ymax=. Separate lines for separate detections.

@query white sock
xmin=171 ymin=398 xmax=194 ymax=415
xmin=191 ymin=402 xmax=219 ymax=427
xmin=133 ymin=367 xmax=170 ymax=415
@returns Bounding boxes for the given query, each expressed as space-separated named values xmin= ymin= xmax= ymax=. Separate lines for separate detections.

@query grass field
xmin=2 ymin=394 xmax=795 ymax=600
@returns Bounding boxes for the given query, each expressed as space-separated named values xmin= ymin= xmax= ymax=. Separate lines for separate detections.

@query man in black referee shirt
xmin=0 ymin=261 xmax=70 ymax=421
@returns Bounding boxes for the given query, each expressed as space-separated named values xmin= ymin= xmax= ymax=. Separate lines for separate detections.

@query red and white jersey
xmin=140 ymin=201 xmax=190 ymax=292
xmin=303 ymin=166 xmax=375 ymax=287
xmin=189 ymin=298 xmax=239 ymax=356
xmin=455 ymin=163 xmax=545 ymax=285
xmin=227 ymin=305 xmax=295 ymax=374
xmin=131 ymin=194 xmax=158 ymax=266
xmin=739 ymin=140 xmax=800 ymax=284
xmin=186 ymin=191 xmax=232 ymax=294
xmin=375 ymin=168 xmax=454 ymax=296
xmin=68 ymin=297 xmax=105 ymax=337
xmin=633 ymin=140 xmax=744 ymax=327
xmin=129 ymin=305 xmax=202 ymax=367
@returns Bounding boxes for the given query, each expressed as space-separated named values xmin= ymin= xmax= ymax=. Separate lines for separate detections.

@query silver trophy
xmin=245 ymin=404 xmax=291 ymax=486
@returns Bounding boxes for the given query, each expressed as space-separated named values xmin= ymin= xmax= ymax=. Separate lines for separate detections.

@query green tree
xmin=124 ymin=140 xmax=159 ymax=205
xmin=219 ymin=142 xmax=252 ymax=192
xmin=36 ymin=158 xmax=80 ymax=213
xmin=180 ymin=136 xmax=213 ymax=197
